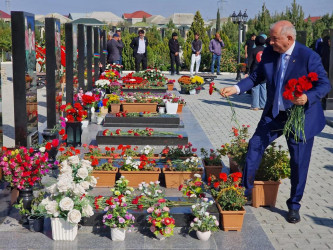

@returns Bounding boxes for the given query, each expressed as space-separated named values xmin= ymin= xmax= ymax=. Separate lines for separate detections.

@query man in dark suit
xmin=221 ymin=20 xmax=331 ymax=223
xmin=169 ymin=32 xmax=180 ymax=75
xmin=130 ymin=29 xmax=148 ymax=72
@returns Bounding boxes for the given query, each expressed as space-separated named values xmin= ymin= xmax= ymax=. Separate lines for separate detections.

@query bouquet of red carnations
xmin=282 ymin=72 xmax=318 ymax=142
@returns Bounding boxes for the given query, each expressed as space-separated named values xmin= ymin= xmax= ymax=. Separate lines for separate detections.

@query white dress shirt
xmin=137 ymin=37 xmax=146 ymax=54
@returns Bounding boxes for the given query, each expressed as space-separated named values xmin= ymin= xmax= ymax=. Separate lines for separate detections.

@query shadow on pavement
xmin=323 ymin=165 xmax=333 ymax=171
xmin=305 ymin=213 xmax=333 ymax=228
xmin=199 ymin=99 xmax=250 ymax=109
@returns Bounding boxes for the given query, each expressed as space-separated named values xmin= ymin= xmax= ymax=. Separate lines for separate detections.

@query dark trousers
xmin=135 ymin=53 xmax=147 ymax=72
xmin=170 ymin=53 xmax=180 ymax=74
xmin=242 ymin=109 xmax=314 ymax=210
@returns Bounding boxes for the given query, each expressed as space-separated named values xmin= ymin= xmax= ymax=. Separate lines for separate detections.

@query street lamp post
xmin=231 ymin=10 xmax=248 ymax=81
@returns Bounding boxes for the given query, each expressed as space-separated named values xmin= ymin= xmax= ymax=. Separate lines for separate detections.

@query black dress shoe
xmin=217 ymin=72 xmax=221 ymax=75
xmin=287 ymin=209 xmax=300 ymax=223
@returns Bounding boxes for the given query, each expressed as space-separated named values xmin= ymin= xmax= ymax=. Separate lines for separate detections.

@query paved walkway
xmin=167 ymin=73 xmax=333 ymax=250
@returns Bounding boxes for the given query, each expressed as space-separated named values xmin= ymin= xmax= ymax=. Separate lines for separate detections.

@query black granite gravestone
xmin=100 ymin=30 xmax=107 ymax=71
xmin=296 ymin=31 xmax=307 ymax=45
xmin=77 ymin=24 xmax=85 ymax=90
xmin=11 ymin=11 xmax=38 ymax=146
xmin=93 ymin=27 xmax=100 ymax=86
xmin=65 ymin=23 xmax=74 ymax=104
xmin=86 ymin=26 xmax=93 ymax=90
xmin=324 ymin=29 xmax=333 ymax=110
xmin=45 ymin=18 xmax=62 ymax=130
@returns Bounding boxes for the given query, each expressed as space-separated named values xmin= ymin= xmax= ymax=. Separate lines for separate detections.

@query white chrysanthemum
xmin=77 ymin=167 xmax=89 ymax=180
xmin=82 ymin=204 xmax=94 ymax=217
xmin=67 ymin=155 xmax=80 ymax=165
xmin=67 ymin=209 xmax=81 ymax=224
xmin=59 ymin=197 xmax=74 ymax=211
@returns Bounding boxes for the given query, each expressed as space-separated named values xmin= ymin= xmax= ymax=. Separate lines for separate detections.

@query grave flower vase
xmin=27 ymin=216 xmax=44 ymax=232
xmin=177 ymin=104 xmax=184 ymax=113
xmin=165 ymin=102 xmax=178 ymax=114
xmin=196 ymin=231 xmax=211 ymax=241
xmin=66 ymin=122 xmax=82 ymax=147
xmin=111 ymin=228 xmax=126 ymax=241
xmin=167 ymin=83 xmax=174 ymax=91
xmin=216 ymin=204 xmax=246 ymax=232
xmin=252 ymin=181 xmax=281 ymax=208
xmin=51 ymin=218 xmax=78 ymax=241
xmin=110 ymin=103 xmax=121 ymax=113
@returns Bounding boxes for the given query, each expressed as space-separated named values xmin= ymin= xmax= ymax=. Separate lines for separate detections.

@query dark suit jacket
xmin=130 ymin=36 xmax=148 ymax=57
xmin=237 ymin=42 xmax=331 ymax=139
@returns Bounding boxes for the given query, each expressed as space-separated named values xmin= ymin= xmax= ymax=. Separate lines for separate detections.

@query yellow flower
xmin=15 ymin=149 xmax=19 ymax=154
xmin=11 ymin=151 xmax=15 ymax=156
xmin=3 ymin=157 xmax=8 ymax=161
xmin=114 ymin=191 xmax=121 ymax=196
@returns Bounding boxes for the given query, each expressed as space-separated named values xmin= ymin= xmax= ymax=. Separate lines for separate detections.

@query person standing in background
xmin=209 ymin=33 xmax=225 ymax=75
xmin=190 ymin=33 xmax=202 ymax=76
xmin=107 ymin=33 xmax=123 ymax=64
xmin=169 ymin=32 xmax=180 ymax=75
xmin=320 ymin=36 xmax=330 ymax=75
xmin=116 ymin=28 xmax=124 ymax=65
xmin=130 ymin=30 xmax=148 ymax=72
xmin=245 ymin=33 xmax=256 ymax=65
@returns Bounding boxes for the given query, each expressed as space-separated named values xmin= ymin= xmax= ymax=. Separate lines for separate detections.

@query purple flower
xmin=125 ymin=214 xmax=131 ymax=220
xmin=118 ymin=217 xmax=125 ymax=224
xmin=107 ymin=214 xmax=113 ymax=219
xmin=104 ymin=207 xmax=109 ymax=212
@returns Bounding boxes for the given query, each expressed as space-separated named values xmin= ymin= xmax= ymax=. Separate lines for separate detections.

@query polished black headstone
xmin=65 ymin=23 xmax=74 ymax=104
xmin=86 ymin=26 xmax=93 ymax=90
xmin=11 ymin=11 xmax=38 ymax=146
xmin=96 ymin=130 xmax=188 ymax=145
xmin=103 ymin=113 xmax=184 ymax=128
xmin=94 ymin=27 xmax=100 ymax=86
xmin=45 ymin=18 xmax=61 ymax=129
xmin=77 ymin=24 xmax=85 ymax=90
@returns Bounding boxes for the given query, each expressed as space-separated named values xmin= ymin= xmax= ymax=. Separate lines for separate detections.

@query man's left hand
xmin=291 ymin=94 xmax=308 ymax=106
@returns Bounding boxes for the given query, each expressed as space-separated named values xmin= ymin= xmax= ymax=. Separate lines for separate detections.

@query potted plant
xmin=94 ymin=195 xmax=135 ymax=241
xmin=167 ymin=79 xmax=175 ymax=91
xmin=119 ymin=155 xmax=161 ymax=187
xmin=0 ymin=147 xmax=51 ymax=222
xmin=121 ymin=93 xmax=159 ymax=113
xmin=189 ymin=198 xmax=219 ymax=241
xmin=92 ymin=159 xmax=118 ymax=187
xmin=95 ymin=79 xmax=111 ymax=92
xmin=200 ymin=148 xmax=223 ymax=181
xmin=147 ymin=199 xmax=175 ymax=240
xmin=163 ymin=156 xmax=203 ymax=188
xmin=175 ymin=97 xmax=186 ymax=113
xmin=252 ymin=143 xmax=290 ymax=208
xmin=40 ymin=156 xmax=96 ymax=241
xmin=161 ymin=142 xmax=197 ymax=160
xmin=208 ymin=172 xmax=247 ymax=231
xmin=165 ymin=97 xmax=179 ymax=115
xmin=237 ymin=63 xmax=247 ymax=72
xmin=218 ymin=125 xmax=250 ymax=173
xmin=60 ymin=103 xmax=87 ymax=147
xmin=107 ymin=94 xmax=121 ymax=113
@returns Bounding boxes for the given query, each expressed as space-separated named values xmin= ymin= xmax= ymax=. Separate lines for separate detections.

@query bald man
xmin=221 ymin=20 xmax=331 ymax=223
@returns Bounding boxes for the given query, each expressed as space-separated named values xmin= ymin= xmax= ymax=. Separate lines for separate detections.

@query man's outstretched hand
xmin=220 ymin=86 xmax=237 ymax=97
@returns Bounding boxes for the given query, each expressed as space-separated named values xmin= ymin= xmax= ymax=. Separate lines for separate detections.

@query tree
xmin=183 ymin=11 xmax=211 ymax=71
xmin=216 ymin=9 xmax=221 ymax=32
xmin=255 ymin=3 xmax=271 ymax=35
xmin=142 ymin=16 xmax=146 ymax=23
xmin=285 ymin=0 xmax=305 ymax=30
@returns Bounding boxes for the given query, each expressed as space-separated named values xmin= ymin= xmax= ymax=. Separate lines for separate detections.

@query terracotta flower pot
xmin=252 ymin=180 xmax=281 ymax=208
xmin=228 ymin=155 xmax=240 ymax=173
xmin=203 ymin=161 xmax=223 ymax=180
xmin=216 ymin=204 xmax=246 ymax=231
xmin=92 ymin=169 xmax=118 ymax=187
xmin=110 ymin=103 xmax=121 ymax=113
xmin=119 ymin=167 xmax=161 ymax=187
xmin=177 ymin=104 xmax=184 ymax=113
xmin=162 ymin=168 xmax=204 ymax=188
xmin=167 ymin=83 xmax=174 ymax=91
xmin=100 ymin=107 xmax=109 ymax=115
xmin=122 ymin=103 xmax=158 ymax=113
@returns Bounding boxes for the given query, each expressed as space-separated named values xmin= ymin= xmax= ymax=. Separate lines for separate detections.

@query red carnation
xmin=213 ymin=182 xmax=220 ymax=188
xmin=308 ymin=72 xmax=318 ymax=82
xmin=219 ymin=173 xmax=227 ymax=182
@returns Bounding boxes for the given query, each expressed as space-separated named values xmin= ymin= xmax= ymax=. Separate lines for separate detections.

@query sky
xmin=0 ymin=0 xmax=332 ymax=20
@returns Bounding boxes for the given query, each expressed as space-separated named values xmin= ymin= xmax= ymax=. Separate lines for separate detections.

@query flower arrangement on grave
xmin=109 ymin=176 xmax=135 ymax=198
xmin=60 ymin=103 xmax=88 ymax=122
xmin=179 ymin=174 xmax=205 ymax=198
xmin=120 ymin=155 xmax=156 ymax=171
xmin=57 ymin=146 xmax=81 ymax=163
xmin=191 ymin=75 xmax=204 ymax=85
xmin=102 ymin=128 xmax=180 ymax=137
xmin=81 ymin=93 xmax=97 ymax=107
xmin=106 ymin=94 xmax=120 ymax=105
xmin=104 ymin=69 xmax=121 ymax=82
xmin=0 ymin=147 xmax=51 ymax=189
xmin=189 ymin=198 xmax=219 ymax=241
xmin=122 ymin=72 xmax=143 ymax=84
xmin=147 ymin=199 xmax=175 ymax=239
xmin=106 ymin=63 xmax=123 ymax=73
xmin=161 ymin=142 xmax=197 ymax=159
xmin=217 ymin=125 xmax=250 ymax=170
xmin=131 ymin=181 xmax=165 ymax=209
xmin=208 ymin=172 xmax=246 ymax=211
xmin=282 ymin=72 xmax=317 ymax=142
xmin=40 ymin=156 xmax=96 ymax=224
xmin=109 ymin=81 xmax=122 ymax=93
xmin=178 ymin=75 xmax=197 ymax=92
xmin=93 ymin=159 xmax=118 ymax=171
xmin=200 ymin=148 xmax=222 ymax=166
xmin=165 ymin=156 xmax=202 ymax=172
xmin=94 ymin=79 xmax=111 ymax=90
xmin=141 ymin=68 xmax=166 ymax=82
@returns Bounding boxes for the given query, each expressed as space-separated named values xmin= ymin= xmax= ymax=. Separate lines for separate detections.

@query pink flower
xmin=147 ymin=207 xmax=154 ymax=213
xmin=164 ymin=227 xmax=173 ymax=234
xmin=163 ymin=207 xmax=170 ymax=212
xmin=150 ymin=225 xmax=156 ymax=232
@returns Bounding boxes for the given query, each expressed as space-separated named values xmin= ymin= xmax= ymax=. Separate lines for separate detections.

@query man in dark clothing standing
xmin=116 ymin=28 xmax=124 ymax=65
xmin=245 ymin=33 xmax=256 ymax=66
xmin=130 ymin=30 xmax=148 ymax=72
xmin=107 ymin=33 xmax=123 ymax=64
xmin=169 ymin=32 xmax=180 ymax=75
